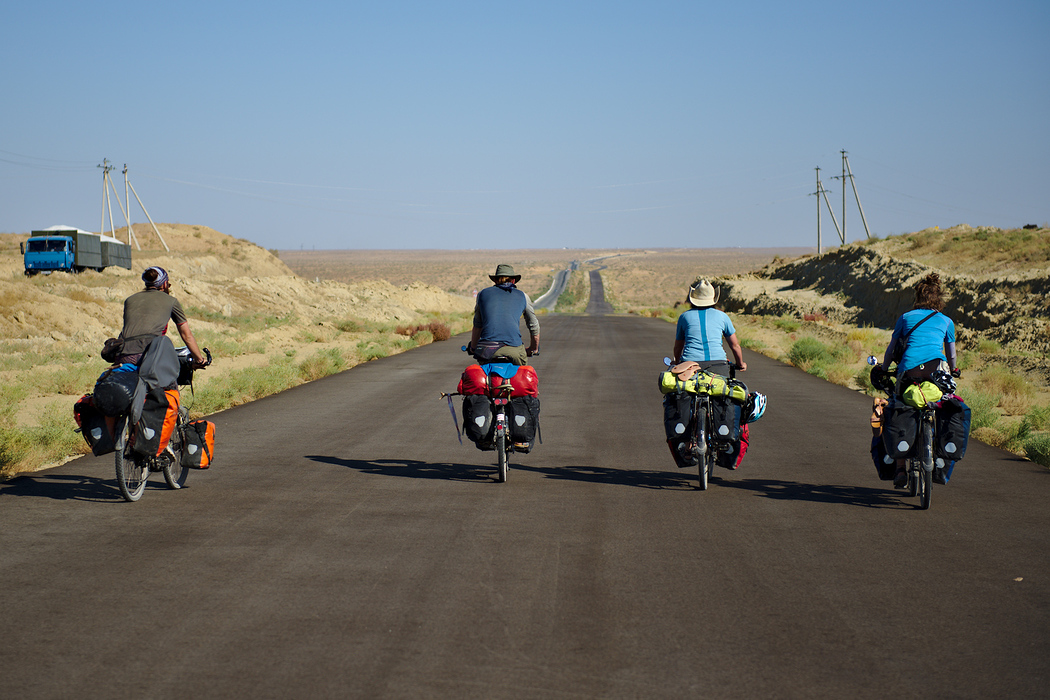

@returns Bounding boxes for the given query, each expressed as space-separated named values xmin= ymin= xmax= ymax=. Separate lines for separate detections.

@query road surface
xmin=2 ymin=315 xmax=1047 ymax=698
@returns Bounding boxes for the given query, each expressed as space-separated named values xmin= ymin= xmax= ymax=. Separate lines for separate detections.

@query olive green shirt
xmin=119 ymin=289 xmax=188 ymax=356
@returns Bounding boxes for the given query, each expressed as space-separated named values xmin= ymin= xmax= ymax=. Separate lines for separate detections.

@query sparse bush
xmin=974 ymin=366 xmax=1035 ymax=415
xmin=1023 ymin=434 xmax=1050 ymax=468
xmin=773 ymin=316 xmax=800 ymax=333
xmin=299 ymin=348 xmax=346 ymax=381
xmin=965 ymin=389 xmax=1001 ymax=431
xmin=1022 ymin=405 xmax=1050 ymax=432
xmin=975 ymin=338 xmax=1001 ymax=354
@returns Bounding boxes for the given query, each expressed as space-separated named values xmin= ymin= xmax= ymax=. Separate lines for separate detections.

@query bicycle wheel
xmin=162 ymin=413 xmax=190 ymax=490
xmin=114 ymin=417 xmax=146 ymax=502
xmin=918 ymin=421 xmax=933 ymax=510
xmin=695 ymin=404 xmax=709 ymax=491
xmin=496 ymin=430 xmax=508 ymax=483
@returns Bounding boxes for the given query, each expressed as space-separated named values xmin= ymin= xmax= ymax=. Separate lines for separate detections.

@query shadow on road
xmin=0 ymin=472 xmax=129 ymax=502
xmin=515 ymin=463 xmax=698 ymax=490
xmin=718 ymin=477 xmax=911 ymax=508
xmin=307 ymin=455 xmax=496 ymax=482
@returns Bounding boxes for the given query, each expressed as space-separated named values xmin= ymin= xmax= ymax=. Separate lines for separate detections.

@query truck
xmin=20 ymin=226 xmax=132 ymax=276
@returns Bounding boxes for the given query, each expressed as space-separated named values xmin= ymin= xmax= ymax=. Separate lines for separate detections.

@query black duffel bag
xmin=93 ymin=369 xmax=140 ymax=417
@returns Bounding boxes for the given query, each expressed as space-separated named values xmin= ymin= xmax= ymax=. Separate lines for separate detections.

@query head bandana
xmin=143 ymin=266 xmax=169 ymax=290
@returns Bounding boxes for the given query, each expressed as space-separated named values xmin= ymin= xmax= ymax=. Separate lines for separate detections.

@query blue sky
xmin=2 ymin=1 xmax=1047 ymax=250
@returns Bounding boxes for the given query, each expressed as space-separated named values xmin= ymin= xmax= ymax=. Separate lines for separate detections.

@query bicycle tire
xmin=695 ymin=399 xmax=709 ymax=491
xmin=919 ymin=421 xmax=933 ymax=510
xmin=162 ymin=412 xmax=190 ymax=489
xmin=496 ymin=430 xmax=508 ymax=483
xmin=162 ymin=452 xmax=189 ymax=490
xmin=114 ymin=417 xmax=146 ymax=502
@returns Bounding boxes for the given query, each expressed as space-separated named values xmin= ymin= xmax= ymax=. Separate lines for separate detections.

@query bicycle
xmin=663 ymin=358 xmax=746 ymax=491
xmin=446 ymin=346 xmax=539 ymax=483
xmin=114 ymin=347 xmax=211 ymax=502
xmin=868 ymin=356 xmax=958 ymax=510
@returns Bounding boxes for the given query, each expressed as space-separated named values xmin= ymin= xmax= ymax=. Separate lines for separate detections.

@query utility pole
xmin=811 ymin=166 xmax=841 ymax=255
xmin=831 ymin=150 xmax=873 ymax=242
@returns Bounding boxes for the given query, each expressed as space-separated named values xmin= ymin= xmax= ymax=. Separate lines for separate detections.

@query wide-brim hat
xmin=489 ymin=264 xmax=521 ymax=282
xmin=687 ymin=278 xmax=719 ymax=307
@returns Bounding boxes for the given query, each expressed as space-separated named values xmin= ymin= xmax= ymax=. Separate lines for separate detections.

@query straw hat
xmin=489 ymin=264 xmax=521 ymax=282
xmin=687 ymin=278 xmax=719 ymax=307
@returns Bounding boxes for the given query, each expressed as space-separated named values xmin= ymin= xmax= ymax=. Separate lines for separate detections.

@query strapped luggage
xmin=882 ymin=398 xmax=920 ymax=459
xmin=935 ymin=395 xmax=971 ymax=462
xmin=508 ymin=395 xmax=540 ymax=451
xmin=93 ymin=369 xmax=139 ymax=417
xmin=181 ymin=420 xmax=216 ymax=468
xmin=73 ymin=395 xmax=116 ymax=456
xmin=508 ymin=365 xmax=539 ymax=397
xmin=462 ymin=394 xmax=494 ymax=445
xmin=902 ymin=380 xmax=943 ymax=408
xmin=870 ymin=397 xmax=889 ymax=436
xmin=132 ymin=387 xmax=180 ymax=457
xmin=458 ymin=364 xmax=489 ymax=396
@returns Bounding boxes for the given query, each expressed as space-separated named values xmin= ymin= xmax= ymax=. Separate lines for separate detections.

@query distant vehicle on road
xmin=21 ymin=225 xmax=132 ymax=276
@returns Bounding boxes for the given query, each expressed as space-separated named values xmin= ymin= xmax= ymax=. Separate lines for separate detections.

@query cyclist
xmin=468 ymin=264 xmax=539 ymax=365
xmin=670 ymin=278 xmax=750 ymax=469
xmin=115 ymin=266 xmax=208 ymax=369
xmin=672 ymin=278 xmax=746 ymax=374
xmin=877 ymin=272 xmax=958 ymax=487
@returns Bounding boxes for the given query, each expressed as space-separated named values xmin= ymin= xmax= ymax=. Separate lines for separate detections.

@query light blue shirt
xmin=893 ymin=309 xmax=956 ymax=372
xmin=675 ymin=308 xmax=735 ymax=362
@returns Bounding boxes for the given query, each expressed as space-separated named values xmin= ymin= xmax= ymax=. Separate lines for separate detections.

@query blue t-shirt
xmin=893 ymin=309 xmax=956 ymax=372
xmin=474 ymin=285 xmax=527 ymax=346
xmin=675 ymin=308 xmax=735 ymax=362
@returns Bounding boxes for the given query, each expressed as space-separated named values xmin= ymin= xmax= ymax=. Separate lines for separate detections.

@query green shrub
xmin=773 ymin=316 xmax=800 ymax=332
xmin=299 ymin=348 xmax=347 ymax=382
xmin=1022 ymin=405 xmax=1050 ymax=432
xmin=965 ymin=389 xmax=1000 ymax=431
xmin=1023 ymin=434 xmax=1050 ymax=468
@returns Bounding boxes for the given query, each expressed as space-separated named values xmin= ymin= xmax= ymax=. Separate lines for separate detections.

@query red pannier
xmin=458 ymin=364 xmax=490 ymax=396
xmin=508 ymin=365 xmax=538 ymax=397
xmin=457 ymin=364 xmax=539 ymax=397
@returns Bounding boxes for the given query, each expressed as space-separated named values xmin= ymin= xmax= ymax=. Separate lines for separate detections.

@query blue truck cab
xmin=21 ymin=226 xmax=131 ymax=276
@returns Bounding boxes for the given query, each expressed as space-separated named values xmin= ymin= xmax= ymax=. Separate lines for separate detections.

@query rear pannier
xmin=181 ymin=420 xmax=216 ymax=469
xmin=462 ymin=395 xmax=494 ymax=445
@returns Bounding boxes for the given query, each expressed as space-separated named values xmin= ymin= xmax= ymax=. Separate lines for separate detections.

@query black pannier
xmin=709 ymin=396 xmax=743 ymax=444
xmin=462 ymin=395 xmax=494 ymax=445
xmin=132 ymin=387 xmax=179 ymax=457
xmin=508 ymin=395 xmax=540 ymax=451
xmin=882 ymin=399 xmax=920 ymax=459
xmin=93 ymin=369 xmax=139 ymax=417
xmin=73 ymin=395 xmax=116 ymax=456
xmin=935 ymin=396 xmax=971 ymax=462
xmin=870 ymin=434 xmax=897 ymax=480
xmin=663 ymin=392 xmax=693 ymax=441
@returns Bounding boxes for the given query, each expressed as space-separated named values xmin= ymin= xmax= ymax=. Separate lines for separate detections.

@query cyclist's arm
xmin=523 ymin=297 xmax=540 ymax=353
xmin=726 ymin=333 xmax=747 ymax=371
xmin=882 ymin=329 xmax=901 ymax=367
xmin=945 ymin=340 xmax=957 ymax=372
xmin=176 ymin=321 xmax=207 ymax=366
xmin=673 ymin=337 xmax=685 ymax=364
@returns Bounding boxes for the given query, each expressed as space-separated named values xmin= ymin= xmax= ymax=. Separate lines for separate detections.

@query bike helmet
xmin=745 ymin=392 xmax=767 ymax=423
xmin=869 ymin=364 xmax=895 ymax=394
xmin=930 ymin=369 xmax=957 ymax=395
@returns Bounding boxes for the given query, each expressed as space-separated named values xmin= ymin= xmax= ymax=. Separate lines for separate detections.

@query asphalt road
xmin=2 ymin=314 xmax=1048 ymax=699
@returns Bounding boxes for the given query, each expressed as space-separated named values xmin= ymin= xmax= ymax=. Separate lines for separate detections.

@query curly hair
xmin=913 ymin=273 xmax=944 ymax=311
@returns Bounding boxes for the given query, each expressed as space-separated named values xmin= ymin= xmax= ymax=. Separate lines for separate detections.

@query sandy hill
xmin=0 ymin=223 xmax=474 ymax=353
